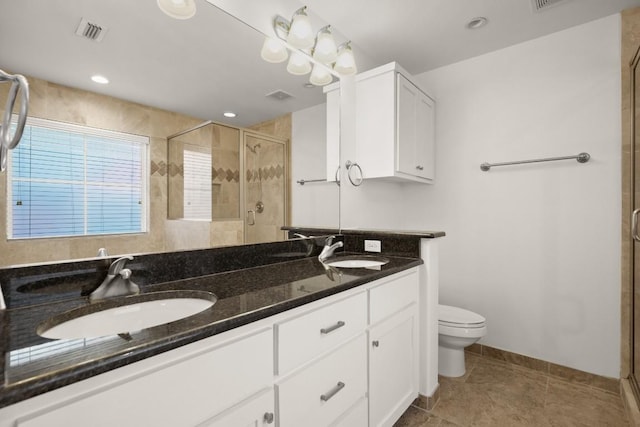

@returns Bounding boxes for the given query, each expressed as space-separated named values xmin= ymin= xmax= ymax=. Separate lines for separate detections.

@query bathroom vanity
xmin=0 ymin=230 xmax=443 ymax=426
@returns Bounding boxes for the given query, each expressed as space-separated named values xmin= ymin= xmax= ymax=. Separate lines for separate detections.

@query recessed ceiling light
xmin=223 ymin=111 xmax=237 ymax=118
xmin=466 ymin=17 xmax=488 ymax=30
xmin=91 ymin=75 xmax=109 ymax=84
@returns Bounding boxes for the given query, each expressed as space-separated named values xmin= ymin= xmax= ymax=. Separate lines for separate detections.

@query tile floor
xmin=395 ymin=353 xmax=629 ymax=427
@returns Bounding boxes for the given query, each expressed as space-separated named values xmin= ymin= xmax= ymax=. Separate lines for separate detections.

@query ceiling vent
xmin=75 ymin=17 xmax=108 ymax=42
xmin=266 ymin=90 xmax=294 ymax=101
xmin=531 ymin=0 xmax=570 ymax=12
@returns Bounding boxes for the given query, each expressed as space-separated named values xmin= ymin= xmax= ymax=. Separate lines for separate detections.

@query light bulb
xmin=261 ymin=37 xmax=288 ymax=63
xmin=334 ymin=42 xmax=357 ymax=75
xmin=309 ymin=63 xmax=332 ymax=86
xmin=313 ymin=26 xmax=337 ymax=64
xmin=157 ymin=0 xmax=196 ymax=19
xmin=286 ymin=7 xmax=314 ymax=49
xmin=286 ymin=51 xmax=312 ymax=75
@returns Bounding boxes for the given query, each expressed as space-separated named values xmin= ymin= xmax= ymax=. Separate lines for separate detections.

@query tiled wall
xmin=0 ymin=75 xmax=205 ymax=266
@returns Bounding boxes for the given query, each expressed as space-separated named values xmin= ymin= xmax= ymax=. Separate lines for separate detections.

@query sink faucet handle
xmin=119 ymin=268 xmax=132 ymax=280
xmin=324 ymin=235 xmax=335 ymax=246
xmin=108 ymin=255 xmax=134 ymax=275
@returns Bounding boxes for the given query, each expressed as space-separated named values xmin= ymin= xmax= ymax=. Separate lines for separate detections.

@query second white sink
xmin=325 ymin=256 xmax=389 ymax=269
xmin=38 ymin=291 xmax=217 ymax=340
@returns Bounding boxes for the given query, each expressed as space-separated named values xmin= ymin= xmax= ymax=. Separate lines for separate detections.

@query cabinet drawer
xmin=277 ymin=334 xmax=367 ymax=427
xmin=331 ymin=397 xmax=368 ymax=427
xmin=276 ymin=292 xmax=367 ymax=374
xmin=16 ymin=328 xmax=273 ymax=427
xmin=369 ymin=269 xmax=418 ymax=325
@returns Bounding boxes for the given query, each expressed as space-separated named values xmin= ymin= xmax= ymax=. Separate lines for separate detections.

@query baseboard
xmin=467 ymin=343 xmax=619 ymax=394
xmin=621 ymin=378 xmax=640 ymax=426
xmin=412 ymin=384 xmax=440 ymax=411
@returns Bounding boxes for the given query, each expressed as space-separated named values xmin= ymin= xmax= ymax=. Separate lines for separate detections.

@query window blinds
xmin=8 ymin=118 xmax=148 ymax=239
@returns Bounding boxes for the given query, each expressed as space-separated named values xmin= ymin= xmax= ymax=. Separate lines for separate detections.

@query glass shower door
xmin=244 ymin=132 xmax=287 ymax=244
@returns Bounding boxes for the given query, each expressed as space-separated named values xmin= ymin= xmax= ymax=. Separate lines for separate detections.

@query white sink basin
xmin=38 ymin=291 xmax=217 ymax=340
xmin=325 ymin=257 xmax=389 ymax=269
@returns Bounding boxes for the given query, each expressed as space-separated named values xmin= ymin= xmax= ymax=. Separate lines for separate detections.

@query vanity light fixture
xmin=261 ymin=6 xmax=357 ymax=86
xmin=91 ymin=75 xmax=109 ymax=84
xmin=333 ymin=41 xmax=357 ymax=76
xmin=287 ymin=50 xmax=312 ymax=75
xmin=286 ymin=7 xmax=314 ymax=49
xmin=260 ymin=37 xmax=288 ymax=63
xmin=312 ymin=26 xmax=338 ymax=64
xmin=157 ymin=0 xmax=196 ymax=20
xmin=309 ymin=63 xmax=332 ymax=86
xmin=223 ymin=111 xmax=237 ymax=118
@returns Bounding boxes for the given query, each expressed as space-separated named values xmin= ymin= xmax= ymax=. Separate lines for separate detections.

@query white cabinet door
xmin=369 ymin=305 xmax=419 ymax=427
xmin=326 ymin=87 xmax=341 ymax=182
xmin=14 ymin=328 xmax=273 ymax=427
xmin=352 ymin=63 xmax=435 ymax=184
xmin=396 ymin=74 xmax=434 ymax=181
xmin=355 ymin=70 xmax=396 ymax=179
xmin=197 ymin=388 xmax=275 ymax=427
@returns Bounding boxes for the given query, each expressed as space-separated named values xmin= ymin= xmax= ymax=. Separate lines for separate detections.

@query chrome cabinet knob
xmin=263 ymin=412 xmax=274 ymax=424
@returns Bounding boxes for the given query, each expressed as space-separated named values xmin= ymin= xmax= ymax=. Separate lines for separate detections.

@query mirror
xmin=0 ymin=0 xmax=340 ymax=267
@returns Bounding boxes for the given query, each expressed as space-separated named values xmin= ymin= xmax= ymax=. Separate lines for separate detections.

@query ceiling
xmin=1 ymin=0 xmax=639 ymax=128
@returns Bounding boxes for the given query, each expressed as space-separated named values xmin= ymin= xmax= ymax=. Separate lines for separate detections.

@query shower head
xmin=246 ymin=143 xmax=261 ymax=153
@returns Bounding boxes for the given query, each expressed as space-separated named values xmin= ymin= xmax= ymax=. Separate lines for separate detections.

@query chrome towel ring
xmin=0 ymin=69 xmax=30 ymax=172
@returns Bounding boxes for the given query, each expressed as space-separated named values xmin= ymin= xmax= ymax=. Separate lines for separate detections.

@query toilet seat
xmin=439 ymin=304 xmax=486 ymax=328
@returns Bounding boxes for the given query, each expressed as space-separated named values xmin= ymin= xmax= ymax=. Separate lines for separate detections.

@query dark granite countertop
xmin=0 ymin=251 xmax=421 ymax=409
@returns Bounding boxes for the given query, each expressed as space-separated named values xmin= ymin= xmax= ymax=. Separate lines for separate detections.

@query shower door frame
xmin=240 ymin=129 xmax=289 ymax=244
xmin=629 ymin=42 xmax=640 ymax=407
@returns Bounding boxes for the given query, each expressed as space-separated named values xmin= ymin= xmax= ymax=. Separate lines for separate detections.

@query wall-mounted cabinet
xmin=326 ymin=62 xmax=435 ymax=185
xmin=355 ymin=62 xmax=435 ymax=184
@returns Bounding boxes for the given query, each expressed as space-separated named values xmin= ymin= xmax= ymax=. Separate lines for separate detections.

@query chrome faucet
xmin=89 ymin=255 xmax=140 ymax=302
xmin=318 ymin=236 xmax=344 ymax=262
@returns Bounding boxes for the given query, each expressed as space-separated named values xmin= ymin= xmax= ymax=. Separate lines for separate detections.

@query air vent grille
xmin=531 ymin=0 xmax=570 ymax=12
xmin=75 ymin=18 xmax=108 ymax=42
xmin=266 ymin=90 xmax=294 ymax=101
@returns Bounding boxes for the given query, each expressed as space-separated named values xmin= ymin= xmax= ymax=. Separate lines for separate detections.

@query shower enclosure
xmin=244 ymin=132 xmax=287 ymax=244
xmin=167 ymin=121 xmax=287 ymax=249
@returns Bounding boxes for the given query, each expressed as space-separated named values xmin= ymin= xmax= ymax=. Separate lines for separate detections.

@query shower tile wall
xmin=211 ymin=124 xmax=240 ymax=219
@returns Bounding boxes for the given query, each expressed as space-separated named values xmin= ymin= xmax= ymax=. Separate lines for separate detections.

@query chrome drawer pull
xmin=320 ymin=381 xmax=345 ymax=402
xmin=372 ymin=340 xmax=380 ymax=347
xmin=320 ymin=320 xmax=345 ymax=335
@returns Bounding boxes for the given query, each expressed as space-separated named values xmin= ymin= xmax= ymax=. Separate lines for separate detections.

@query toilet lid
xmin=439 ymin=304 xmax=485 ymax=327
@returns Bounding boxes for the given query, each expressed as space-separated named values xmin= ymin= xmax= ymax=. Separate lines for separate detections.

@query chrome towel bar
xmin=480 ymin=152 xmax=590 ymax=172
xmin=296 ymin=178 xmax=326 ymax=185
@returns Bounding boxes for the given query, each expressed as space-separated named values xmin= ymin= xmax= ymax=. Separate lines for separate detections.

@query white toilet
xmin=438 ymin=304 xmax=487 ymax=377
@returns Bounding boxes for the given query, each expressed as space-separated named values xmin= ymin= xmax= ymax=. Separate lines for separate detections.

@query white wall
xmin=342 ymin=15 xmax=622 ymax=377
xmin=291 ymin=104 xmax=340 ymax=228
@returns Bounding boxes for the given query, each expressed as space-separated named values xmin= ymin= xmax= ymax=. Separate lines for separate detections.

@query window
xmin=183 ymin=148 xmax=212 ymax=220
xmin=7 ymin=117 xmax=148 ymax=239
